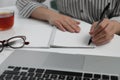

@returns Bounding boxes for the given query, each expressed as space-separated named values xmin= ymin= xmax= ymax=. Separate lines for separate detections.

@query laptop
xmin=0 ymin=50 xmax=119 ymax=80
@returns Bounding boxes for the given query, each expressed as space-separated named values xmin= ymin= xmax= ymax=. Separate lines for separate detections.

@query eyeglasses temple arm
xmin=25 ymin=42 xmax=29 ymax=45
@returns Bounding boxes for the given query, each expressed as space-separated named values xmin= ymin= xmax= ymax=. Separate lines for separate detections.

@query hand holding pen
xmin=88 ymin=3 xmax=120 ymax=46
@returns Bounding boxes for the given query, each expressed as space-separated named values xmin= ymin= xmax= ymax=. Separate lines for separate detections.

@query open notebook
xmin=49 ymin=20 xmax=95 ymax=48
xmin=0 ymin=18 xmax=95 ymax=48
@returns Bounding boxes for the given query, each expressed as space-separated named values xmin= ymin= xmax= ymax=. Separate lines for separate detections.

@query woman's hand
xmin=31 ymin=7 xmax=80 ymax=33
xmin=89 ymin=18 xmax=120 ymax=46
xmin=48 ymin=12 xmax=80 ymax=33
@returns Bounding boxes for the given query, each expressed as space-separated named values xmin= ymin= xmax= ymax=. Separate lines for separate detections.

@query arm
xmin=16 ymin=0 xmax=47 ymax=17
xmin=16 ymin=0 xmax=80 ymax=33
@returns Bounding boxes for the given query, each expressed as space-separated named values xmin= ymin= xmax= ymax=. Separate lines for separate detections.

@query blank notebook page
xmin=51 ymin=20 xmax=95 ymax=48
xmin=14 ymin=18 xmax=53 ymax=48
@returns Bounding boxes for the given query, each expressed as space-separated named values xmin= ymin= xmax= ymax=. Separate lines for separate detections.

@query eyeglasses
xmin=0 ymin=36 xmax=29 ymax=52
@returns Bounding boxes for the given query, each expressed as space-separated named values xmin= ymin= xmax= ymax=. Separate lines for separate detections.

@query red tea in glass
xmin=0 ymin=9 xmax=14 ymax=31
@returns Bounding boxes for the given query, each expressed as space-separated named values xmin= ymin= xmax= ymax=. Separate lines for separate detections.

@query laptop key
xmin=22 ymin=67 xmax=28 ymax=70
xmin=36 ymin=69 xmax=44 ymax=73
xmin=8 ymin=66 xmax=15 ymax=69
xmin=35 ymin=73 xmax=42 ymax=78
xmin=111 ymin=76 xmax=118 ymax=80
xmin=59 ymin=75 xmax=66 ymax=79
xmin=44 ymin=79 xmax=51 ymax=80
xmin=66 ymin=76 xmax=74 ymax=80
xmin=42 ymin=74 xmax=50 ymax=79
xmin=91 ymin=79 xmax=99 ymax=80
xmin=4 ymin=78 xmax=11 ymax=80
xmin=102 ymin=75 xmax=109 ymax=80
xmin=37 ymin=78 xmax=44 ymax=80
xmin=3 ymin=70 xmax=19 ymax=75
xmin=0 ymin=78 xmax=4 ymax=80
xmin=5 ymin=74 xmax=13 ymax=79
xmin=13 ymin=75 xmax=20 ymax=80
xmin=94 ymin=74 xmax=101 ymax=79
xmin=83 ymin=78 xmax=90 ymax=80
xmin=28 ymin=72 xmax=34 ymax=77
xmin=29 ymin=77 xmax=36 ymax=80
xmin=50 ymin=74 xmax=58 ymax=79
xmin=0 ymin=74 xmax=6 ymax=79
xmin=28 ymin=68 xmax=36 ymax=73
xmin=84 ymin=73 xmax=93 ymax=78
xmin=20 ymin=72 xmax=27 ymax=76
xmin=75 ymin=77 xmax=82 ymax=80
xmin=45 ymin=70 xmax=83 ymax=76
xmin=21 ymin=76 xmax=28 ymax=80
xmin=13 ymin=67 xmax=21 ymax=71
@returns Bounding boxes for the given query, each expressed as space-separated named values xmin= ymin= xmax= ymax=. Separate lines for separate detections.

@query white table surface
xmin=0 ymin=6 xmax=120 ymax=65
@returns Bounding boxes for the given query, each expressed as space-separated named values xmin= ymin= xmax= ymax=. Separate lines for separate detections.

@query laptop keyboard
xmin=0 ymin=66 xmax=119 ymax=80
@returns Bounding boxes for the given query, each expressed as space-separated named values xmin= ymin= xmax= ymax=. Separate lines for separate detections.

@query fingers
xmin=92 ymin=33 xmax=113 ymax=45
xmin=65 ymin=19 xmax=80 ymax=33
xmin=60 ymin=17 xmax=80 ymax=33
xmin=49 ymin=13 xmax=80 ymax=33
xmin=62 ymin=21 xmax=75 ymax=33
xmin=93 ymin=35 xmax=114 ymax=46
xmin=90 ymin=22 xmax=97 ymax=35
xmin=91 ymin=19 xmax=116 ymax=46
xmin=54 ymin=21 xmax=66 ymax=32
xmin=92 ymin=23 xmax=114 ymax=41
xmin=93 ymin=19 xmax=109 ymax=37
xmin=92 ymin=24 xmax=108 ymax=41
xmin=53 ymin=19 xmax=80 ymax=33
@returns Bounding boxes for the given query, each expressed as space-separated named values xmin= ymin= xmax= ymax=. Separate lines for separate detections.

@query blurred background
xmin=0 ymin=0 xmax=17 ymax=7
xmin=0 ymin=0 xmax=55 ymax=8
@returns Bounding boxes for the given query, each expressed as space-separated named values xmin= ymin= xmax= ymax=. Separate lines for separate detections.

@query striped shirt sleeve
xmin=16 ymin=0 xmax=47 ymax=18
xmin=110 ymin=17 xmax=120 ymax=23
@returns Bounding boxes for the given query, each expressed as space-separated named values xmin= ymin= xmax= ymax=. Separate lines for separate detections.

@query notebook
xmin=0 ymin=18 xmax=95 ymax=48
xmin=49 ymin=20 xmax=95 ymax=48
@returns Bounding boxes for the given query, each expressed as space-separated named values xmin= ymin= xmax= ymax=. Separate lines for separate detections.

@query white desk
xmin=0 ymin=6 xmax=120 ymax=65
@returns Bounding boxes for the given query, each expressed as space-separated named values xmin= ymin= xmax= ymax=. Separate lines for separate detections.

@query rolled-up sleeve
xmin=110 ymin=16 xmax=120 ymax=23
xmin=16 ymin=0 xmax=47 ymax=18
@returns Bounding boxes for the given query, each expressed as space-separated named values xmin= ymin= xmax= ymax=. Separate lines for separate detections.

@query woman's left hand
xmin=89 ymin=18 xmax=120 ymax=46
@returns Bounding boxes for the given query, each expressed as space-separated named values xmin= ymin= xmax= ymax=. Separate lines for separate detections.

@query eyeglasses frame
xmin=0 ymin=36 xmax=29 ymax=52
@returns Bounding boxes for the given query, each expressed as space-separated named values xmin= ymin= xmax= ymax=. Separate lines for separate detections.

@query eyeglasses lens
xmin=8 ymin=37 xmax=24 ymax=48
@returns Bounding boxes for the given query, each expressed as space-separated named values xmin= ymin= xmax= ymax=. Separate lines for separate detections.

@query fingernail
xmin=77 ymin=22 xmax=80 ymax=24
xmin=76 ymin=29 xmax=80 ymax=33
xmin=72 ymin=30 xmax=75 ymax=33
xmin=89 ymin=32 xmax=92 ymax=34
xmin=92 ymin=38 xmax=95 ymax=41
xmin=63 ymin=29 xmax=66 ymax=32
xmin=90 ymin=30 xmax=94 ymax=33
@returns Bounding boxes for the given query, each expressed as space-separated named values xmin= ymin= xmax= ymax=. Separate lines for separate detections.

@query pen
xmin=88 ymin=3 xmax=110 ymax=45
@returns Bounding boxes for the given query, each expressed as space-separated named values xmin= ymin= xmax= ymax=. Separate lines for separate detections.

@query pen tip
xmin=88 ymin=38 xmax=92 ymax=45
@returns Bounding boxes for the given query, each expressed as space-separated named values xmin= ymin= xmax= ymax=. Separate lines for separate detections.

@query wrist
xmin=113 ymin=20 xmax=120 ymax=35
xmin=46 ymin=10 xmax=59 ymax=21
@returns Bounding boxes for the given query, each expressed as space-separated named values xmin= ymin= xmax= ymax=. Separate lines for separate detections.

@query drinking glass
xmin=0 ymin=9 xmax=14 ymax=31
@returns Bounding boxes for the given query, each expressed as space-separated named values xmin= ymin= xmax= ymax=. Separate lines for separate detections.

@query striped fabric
xmin=16 ymin=0 xmax=120 ymax=23
xmin=16 ymin=0 xmax=47 ymax=17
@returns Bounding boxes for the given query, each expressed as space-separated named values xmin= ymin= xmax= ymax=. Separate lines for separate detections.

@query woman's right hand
xmin=48 ymin=12 xmax=80 ymax=33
